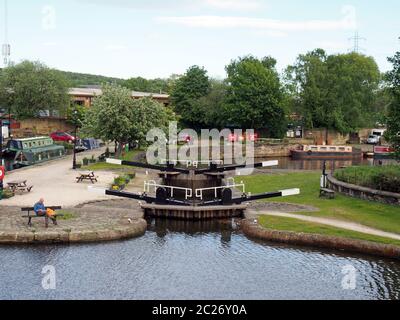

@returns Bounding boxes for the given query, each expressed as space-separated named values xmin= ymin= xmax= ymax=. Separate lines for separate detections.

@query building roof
xmin=69 ymin=88 xmax=170 ymax=99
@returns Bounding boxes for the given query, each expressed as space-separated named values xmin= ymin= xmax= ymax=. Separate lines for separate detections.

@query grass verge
xmin=258 ymin=215 xmax=400 ymax=247
xmin=83 ymin=149 xmax=144 ymax=172
xmin=240 ymin=172 xmax=400 ymax=235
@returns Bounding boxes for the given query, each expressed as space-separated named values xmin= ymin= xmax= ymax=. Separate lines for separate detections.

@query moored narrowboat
xmin=291 ymin=145 xmax=362 ymax=160
xmin=2 ymin=137 xmax=65 ymax=169
xmin=374 ymin=146 xmax=395 ymax=159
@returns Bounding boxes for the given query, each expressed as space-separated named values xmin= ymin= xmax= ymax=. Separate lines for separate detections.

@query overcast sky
xmin=1 ymin=0 xmax=399 ymax=79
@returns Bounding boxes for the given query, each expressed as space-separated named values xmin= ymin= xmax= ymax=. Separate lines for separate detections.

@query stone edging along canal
xmin=241 ymin=219 xmax=400 ymax=260
xmin=0 ymin=200 xmax=147 ymax=245
xmin=0 ymin=219 xmax=147 ymax=245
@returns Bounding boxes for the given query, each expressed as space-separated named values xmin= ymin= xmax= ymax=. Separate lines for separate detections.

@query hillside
xmin=59 ymin=70 xmax=125 ymax=87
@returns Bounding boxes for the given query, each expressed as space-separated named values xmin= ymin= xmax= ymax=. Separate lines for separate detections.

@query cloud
xmin=79 ymin=0 xmax=264 ymax=11
xmin=105 ymin=44 xmax=128 ymax=51
xmin=204 ymin=0 xmax=263 ymax=10
xmin=157 ymin=5 xmax=357 ymax=32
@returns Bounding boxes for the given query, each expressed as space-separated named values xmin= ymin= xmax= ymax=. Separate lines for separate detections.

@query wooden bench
xmin=76 ymin=172 xmax=98 ymax=184
xmin=21 ymin=206 xmax=63 ymax=228
xmin=320 ymin=188 xmax=335 ymax=199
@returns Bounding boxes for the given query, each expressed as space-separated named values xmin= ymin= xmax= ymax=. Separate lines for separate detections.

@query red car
xmin=50 ymin=132 xmax=76 ymax=143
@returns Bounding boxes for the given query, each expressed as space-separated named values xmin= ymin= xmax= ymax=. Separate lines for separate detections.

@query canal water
xmin=0 ymin=219 xmax=399 ymax=300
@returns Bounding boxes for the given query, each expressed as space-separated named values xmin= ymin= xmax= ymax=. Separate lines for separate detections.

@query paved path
xmin=0 ymin=148 xmax=117 ymax=207
xmin=246 ymin=210 xmax=400 ymax=241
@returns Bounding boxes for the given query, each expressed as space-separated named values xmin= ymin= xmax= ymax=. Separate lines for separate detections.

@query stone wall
xmin=254 ymin=143 xmax=300 ymax=158
xmin=242 ymin=219 xmax=400 ymax=260
xmin=10 ymin=118 xmax=74 ymax=138
xmin=327 ymin=175 xmax=400 ymax=206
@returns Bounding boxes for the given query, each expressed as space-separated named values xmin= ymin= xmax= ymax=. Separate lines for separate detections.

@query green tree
xmin=83 ymin=84 xmax=134 ymax=156
xmin=225 ymin=56 xmax=287 ymax=138
xmin=284 ymin=49 xmax=328 ymax=130
xmin=83 ymin=84 xmax=176 ymax=156
xmin=386 ymin=52 xmax=400 ymax=159
xmin=66 ymin=104 xmax=87 ymax=128
xmin=130 ymin=97 xmax=177 ymax=146
xmin=171 ymin=65 xmax=211 ymax=128
xmin=325 ymin=52 xmax=381 ymax=132
xmin=0 ymin=61 xmax=69 ymax=119
xmin=285 ymin=50 xmax=381 ymax=133
xmin=189 ymin=79 xmax=228 ymax=129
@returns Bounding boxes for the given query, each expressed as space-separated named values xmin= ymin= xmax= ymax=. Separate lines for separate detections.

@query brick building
xmin=1 ymin=88 xmax=171 ymax=138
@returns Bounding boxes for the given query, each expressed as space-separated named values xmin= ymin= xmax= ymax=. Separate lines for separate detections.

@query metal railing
xmin=195 ymin=179 xmax=245 ymax=200
xmin=144 ymin=180 xmax=193 ymax=200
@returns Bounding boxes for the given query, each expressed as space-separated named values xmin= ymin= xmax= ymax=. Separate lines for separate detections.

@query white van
xmin=371 ymin=129 xmax=386 ymax=138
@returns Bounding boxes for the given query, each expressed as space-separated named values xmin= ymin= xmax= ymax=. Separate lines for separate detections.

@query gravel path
xmin=246 ymin=210 xmax=400 ymax=241
xmin=0 ymin=148 xmax=117 ymax=207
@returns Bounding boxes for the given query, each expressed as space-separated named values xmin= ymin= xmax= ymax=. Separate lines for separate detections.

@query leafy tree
xmin=83 ymin=84 xmax=176 ymax=156
xmin=83 ymin=84 xmax=134 ymax=156
xmin=325 ymin=53 xmax=381 ymax=132
xmin=171 ymin=65 xmax=211 ymax=128
xmin=0 ymin=61 xmax=70 ymax=119
xmin=66 ymin=104 xmax=87 ymax=128
xmin=285 ymin=50 xmax=381 ymax=134
xmin=284 ymin=49 xmax=328 ymax=130
xmin=130 ymin=97 xmax=177 ymax=146
xmin=190 ymin=79 xmax=229 ymax=129
xmin=225 ymin=56 xmax=287 ymax=138
xmin=385 ymin=52 xmax=400 ymax=159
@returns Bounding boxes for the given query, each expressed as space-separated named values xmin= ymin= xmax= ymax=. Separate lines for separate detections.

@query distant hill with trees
xmin=58 ymin=71 xmax=174 ymax=94
xmin=58 ymin=70 xmax=125 ymax=87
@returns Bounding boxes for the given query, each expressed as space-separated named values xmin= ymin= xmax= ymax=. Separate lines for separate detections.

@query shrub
xmin=334 ymin=165 xmax=400 ymax=193
xmin=1 ymin=189 xmax=15 ymax=199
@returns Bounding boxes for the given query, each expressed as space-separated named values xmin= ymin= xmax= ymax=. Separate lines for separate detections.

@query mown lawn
xmin=240 ymin=172 xmax=400 ymax=234
xmin=258 ymin=215 xmax=400 ymax=247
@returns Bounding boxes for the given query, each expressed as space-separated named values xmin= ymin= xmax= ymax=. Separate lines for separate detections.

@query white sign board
xmin=1 ymin=126 xmax=9 ymax=139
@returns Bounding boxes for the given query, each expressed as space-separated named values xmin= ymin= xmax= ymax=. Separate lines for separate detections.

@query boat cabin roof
xmin=16 ymin=136 xmax=52 ymax=142
xmin=303 ymin=145 xmax=353 ymax=152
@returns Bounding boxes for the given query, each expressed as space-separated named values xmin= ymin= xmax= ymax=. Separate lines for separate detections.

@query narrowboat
xmin=291 ymin=145 xmax=362 ymax=160
xmin=2 ymin=137 xmax=65 ymax=168
xmin=374 ymin=146 xmax=395 ymax=159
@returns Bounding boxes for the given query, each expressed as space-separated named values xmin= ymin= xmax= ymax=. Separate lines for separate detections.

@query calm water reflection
xmin=0 ymin=219 xmax=399 ymax=300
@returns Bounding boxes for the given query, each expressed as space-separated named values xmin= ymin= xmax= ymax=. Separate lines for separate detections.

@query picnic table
xmin=76 ymin=171 xmax=98 ymax=184
xmin=7 ymin=180 xmax=33 ymax=194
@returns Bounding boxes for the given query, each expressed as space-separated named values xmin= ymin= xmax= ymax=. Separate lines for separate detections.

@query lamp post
xmin=72 ymin=109 xmax=78 ymax=170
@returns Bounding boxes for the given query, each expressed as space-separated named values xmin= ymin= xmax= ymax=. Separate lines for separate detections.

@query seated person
xmin=34 ymin=198 xmax=58 ymax=226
